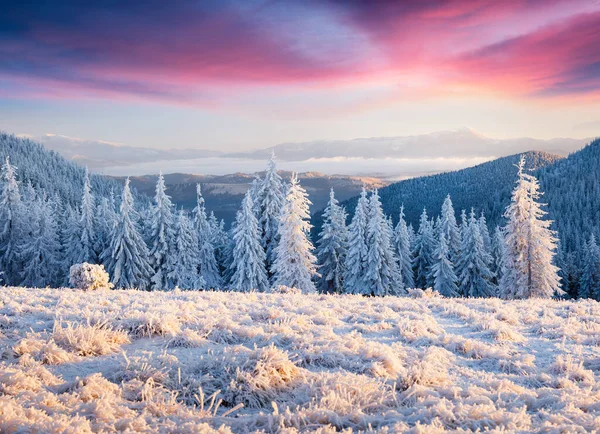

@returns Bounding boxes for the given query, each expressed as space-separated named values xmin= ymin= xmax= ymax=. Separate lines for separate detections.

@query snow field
xmin=1 ymin=287 xmax=600 ymax=433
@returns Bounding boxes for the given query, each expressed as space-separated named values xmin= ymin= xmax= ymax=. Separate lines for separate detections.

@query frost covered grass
xmin=1 ymin=288 xmax=600 ymax=433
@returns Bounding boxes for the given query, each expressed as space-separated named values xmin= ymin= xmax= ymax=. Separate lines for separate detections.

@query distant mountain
xmin=24 ymin=134 xmax=220 ymax=169
xmin=24 ymin=130 xmax=591 ymax=179
xmin=228 ymin=128 xmax=590 ymax=161
xmin=119 ymin=172 xmax=388 ymax=224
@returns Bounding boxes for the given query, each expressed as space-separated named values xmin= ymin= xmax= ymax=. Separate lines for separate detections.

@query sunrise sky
xmin=1 ymin=0 xmax=600 ymax=151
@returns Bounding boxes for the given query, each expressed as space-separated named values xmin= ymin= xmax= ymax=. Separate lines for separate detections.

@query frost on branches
xmin=148 ymin=173 xmax=176 ymax=291
xmin=102 ymin=178 xmax=153 ymax=290
xmin=255 ymin=152 xmax=285 ymax=278
xmin=69 ymin=262 xmax=113 ymax=290
xmin=364 ymin=189 xmax=403 ymax=296
xmin=193 ymin=184 xmax=221 ymax=289
xmin=230 ymin=191 xmax=269 ymax=292
xmin=500 ymin=156 xmax=562 ymax=299
xmin=456 ymin=209 xmax=496 ymax=297
xmin=272 ymin=173 xmax=318 ymax=293
xmin=78 ymin=168 xmax=97 ymax=264
xmin=316 ymin=188 xmax=348 ymax=293
xmin=394 ymin=206 xmax=415 ymax=290
xmin=344 ymin=188 xmax=369 ymax=294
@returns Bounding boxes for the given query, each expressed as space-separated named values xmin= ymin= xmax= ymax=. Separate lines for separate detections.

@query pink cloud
xmin=1 ymin=0 xmax=599 ymax=105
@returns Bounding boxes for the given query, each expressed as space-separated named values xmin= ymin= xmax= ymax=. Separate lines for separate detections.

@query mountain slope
xmin=0 ymin=133 xmax=128 ymax=206
xmin=337 ymin=150 xmax=562 ymax=231
xmin=336 ymin=138 xmax=600 ymax=296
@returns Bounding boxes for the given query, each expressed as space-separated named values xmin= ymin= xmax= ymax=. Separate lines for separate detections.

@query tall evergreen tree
xmin=78 ymin=168 xmax=97 ymax=263
xmin=209 ymin=212 xmax=229 ymax=276
xmin=148 ymin=173 xmax=176 ymax=290
xmin=394 ymin=206 xmax=415 ymax=289
xmin=230 ymin=192 xmax=269 ymax=292
xmin=478 ymin=212 xmax=492 ymax=253
xmin=193 ymin=184 xmax=221 ymax=288
xmin=440 ymin=195 xmax=461 ymax=261
xmin=272 ymin=173 xmax=317 ymax=293
xmin=95 ymin=195 xmax=117 ymax=264
xmin=579 ymin=234 xmax=600 ymax=300
xmin=490 ymin=226 xmax=506 ymax=285
xmin=344 ymin=187 xmax=370 ymax=294
xmin=0 ymin=157 xmax=24 ymax=284
xmin=20 ymin=195 xmax=61 ymax=288
xmin=63 ymin=206 xmax=83 ymax=272
xmin=169 ymin=211 xmax=204 ymax=290
xmin=256 ymin=152 xmax=285 ymax=278
xmin=102 ymin=179 xmax=153 ymax=290
xmin=500 ymin=156 xmax=562 ymax=299
xmin=413 ymin=208 xmax=435 ymax=289
xmin=430 ymin=233 xmax=460 ymax=297
xmin=316 ymin=189 xmax=348 ymax=293
xmin=364 ymin=190 xmax=403 ymax=296
xmin=456 ymin=209 xmax=496 ymax=297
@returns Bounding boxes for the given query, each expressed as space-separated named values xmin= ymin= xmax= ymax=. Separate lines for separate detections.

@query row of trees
xmin=0 ymin=151 xmax=565 ymax=299
xmin=315 ymin=157 xmax=563 ymax=299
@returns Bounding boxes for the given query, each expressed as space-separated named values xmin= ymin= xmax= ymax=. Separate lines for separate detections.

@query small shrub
xmin=407 ymin=288 xmax=441 ymax=299
xmin=69 ymin=263 xmax=113 ymax=291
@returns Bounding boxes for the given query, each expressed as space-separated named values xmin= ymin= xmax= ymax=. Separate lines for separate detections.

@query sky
xmin=1 ymin=0 xmax=600 ymax=152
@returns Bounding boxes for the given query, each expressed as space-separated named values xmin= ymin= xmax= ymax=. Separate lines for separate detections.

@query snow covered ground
xmin=1 ymin=288 xmax=600 ymax=433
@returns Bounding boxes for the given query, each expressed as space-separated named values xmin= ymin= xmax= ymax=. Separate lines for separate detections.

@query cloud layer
xmin=2 ymin=0 xmax=599 ymax=104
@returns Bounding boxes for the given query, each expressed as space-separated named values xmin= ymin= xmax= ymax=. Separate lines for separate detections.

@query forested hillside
xmin=0 ymin=133 xmax=127 ymax=206
xmin=336 ymin=139 xmax=600 ymax=297
xmin=338 ymin=151 xmax=561 ymax=230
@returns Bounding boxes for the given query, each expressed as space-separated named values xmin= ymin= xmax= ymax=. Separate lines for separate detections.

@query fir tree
xmin=272 ymin=173 xmax=317 ymax=293
xmin=490 ymin=226 xmax=506 ymax=285
xmin=95 ymin=194 xmax=117 ymax=264
xmin=364 ymin=190 xmax=403 ymax=296
xmin=500 ymin=156 xmax=562 ymax=299
xmin=78 ymin=168 xmax=97 ymax=263
xmin=344 ymin=187 xmax=370 ymax=294
xmin=394 ymin=206 xmax=415 ymax=289
xmin=209 ymin=212 xmax=229 ymax=277
xmin=230 ymin=192 xmax=269 ymax=292
xmin=0 ymin=157 xmax=24 ymax=284
xmin=316 ymin=189 xmax=348 ymax=293
xmin=456 ymin=209 xmax=496 ymax=297
xmin=256 ymin=152 xmax=285 ymax=278
xmin=20 ymin=195 xmax=61 ymax=287
xmin=63 ymin=206 xmax=83 ymax=272
xmin=169 ymin=211 xmax=204 ymax=290
xmin=148 ymin=173 xmax=176 ymax=290
xmin=102 ymin=179 xmax=153 ymax=290
xmin=579 ymin=234 xmax=600 ymax=300
xmin=413 ymin=208 xmax=435 ymax=289
xmin=440 ymin=195 xmax=461 ymax=261
xmin=193 ymin=184 xmax=221 ymax=288
xmin=478 ymin=212 xmax=492 ymax=253
xmin=430 ymin=233 xmax=460 ymax=297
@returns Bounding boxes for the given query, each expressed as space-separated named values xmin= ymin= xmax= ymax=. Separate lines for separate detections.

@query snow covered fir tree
xmin=499 ymin=156 xmax=563 ymax=299
xmin=272 ymin=173 xmax=318 ymax=293
xmin=1 ymin=131 xmax=596 ymax=300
